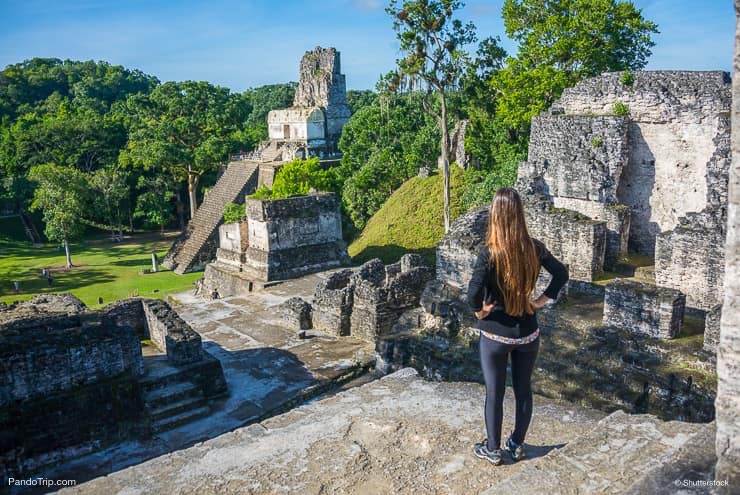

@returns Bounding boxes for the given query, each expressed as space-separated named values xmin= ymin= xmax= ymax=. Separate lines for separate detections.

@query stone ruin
xmin=268 ymin=46 xmax=351 ymax=161
xmin=312 ymin=255 xmax=433 ymax=341
xmin=370 ymin=71 xmax=728 ymax=425
xmin=162 ymin=46 xmax=350 ymax=274
xmin=518 ymin=71 xmax=730 ymax=310
xmin=1 ymin=294 xmax=226 ymax=483
xmin=199 ymin=192 xmax=351 ymax=297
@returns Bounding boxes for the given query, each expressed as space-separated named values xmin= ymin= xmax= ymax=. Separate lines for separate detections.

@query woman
xmin=467 ymin=188 xmax=568 ymax=465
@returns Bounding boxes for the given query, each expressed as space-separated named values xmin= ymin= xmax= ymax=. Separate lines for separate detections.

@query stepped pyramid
xmin=162 ymin=162 xmax=258 ymax=274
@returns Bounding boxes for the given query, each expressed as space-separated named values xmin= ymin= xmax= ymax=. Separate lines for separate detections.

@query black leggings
xmin=479 ymin=333 xmax=539 ymax=450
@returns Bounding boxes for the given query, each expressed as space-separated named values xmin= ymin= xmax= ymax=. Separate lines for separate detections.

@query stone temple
xmin=162 ymin=46 xmax=350 ymax=275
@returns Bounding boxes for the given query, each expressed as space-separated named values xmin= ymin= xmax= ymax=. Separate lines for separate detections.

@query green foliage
xmin=346 ymin=90 xmax=378 ymax=115
xmin=133 ymin=175 xmax=175 ymax=231
xmin=271 ymin=158 xmax=334 ymax=198
xmin=28 ymin=163 xmax=89 ymax=245
xmin=249 ymin=184 xmax=273 ymax=200
xmin=591 ymin=137 xmax=603 ymax=147
xmin=222 ymin=202 xmax=245 ymax=224
xmin=612 ymin=101 xmax=630 ymax=116
xmin=494 ymin=0 xmax=658 ymax=132
xmin=460 ymin=160 xmax=518 ymax=211
xmin=620 ymin=70 xmax=635 ymax=87
xmin=247 ymin=158 xmax=334 ymax=200
xmin=336 ymin=93 xmax=439 ymax=230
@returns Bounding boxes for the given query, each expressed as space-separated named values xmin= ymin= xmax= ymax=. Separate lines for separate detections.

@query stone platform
xmin=31 ymin=270 xmax=374 ymax=490
xmin=64 ymin=369 xmax=607 ymax=494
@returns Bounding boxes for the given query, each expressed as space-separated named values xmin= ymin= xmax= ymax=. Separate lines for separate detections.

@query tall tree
xmin=495 ymin=0 xmax=659 ymax=132
xmin=120 ymin=81 xmax=251 ymax=220
xmin=386 ymin=0 xmax=477 ymax=233
xmin=28 ymin=163 xmax=88 ymax=269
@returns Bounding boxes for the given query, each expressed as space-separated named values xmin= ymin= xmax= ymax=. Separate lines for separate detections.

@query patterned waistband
xmin=480 ymin=328 xmax=540 ymax=345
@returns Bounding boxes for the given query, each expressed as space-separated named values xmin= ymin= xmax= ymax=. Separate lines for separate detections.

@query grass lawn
xmin=348 ymin=167 xmax=465 ymax=265
xmin=0 ymin=216 xmax=201 ymax=309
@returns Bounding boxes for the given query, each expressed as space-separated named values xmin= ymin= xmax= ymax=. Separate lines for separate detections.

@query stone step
xmin=148 ymin=395 xmax=209 ymax=423
xmin=143 ymin=380 xmax=203 ymax=410
xmin=151 ymin=405 xmax=211 ymax=433
xmin=166 ymin=161 xmax=259 ymax=273
xmin=484 ymin=409 xmax=709 ymax=495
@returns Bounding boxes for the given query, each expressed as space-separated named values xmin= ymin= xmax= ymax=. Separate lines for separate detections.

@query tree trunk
xmin=439 ymin=92 xmax=451 ymax=233
xmin=188 ymin=167 xmax=199 ymax=220
xmin=175 ymin=189 xmax=186 ymax=231
xmin=64 ymin=238 xmax=72 ymax=269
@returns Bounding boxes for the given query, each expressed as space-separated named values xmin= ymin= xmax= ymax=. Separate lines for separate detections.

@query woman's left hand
xmin=475 ymin=300 xmax=496 ymax=320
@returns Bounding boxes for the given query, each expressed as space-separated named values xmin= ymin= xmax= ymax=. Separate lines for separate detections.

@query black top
xmin=466 ymin=238 xmax=569 ymax=339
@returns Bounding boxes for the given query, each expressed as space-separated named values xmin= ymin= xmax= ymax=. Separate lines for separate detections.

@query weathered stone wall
xmin=218 ymin=221 xmax=248 ymax=254
xmin=435 ymin=206 xmax=488 ymax=292
xmin=143 ymin=300 xmax=203 ymax=365
xmin=241 ymin=193 xmax=350 ymax=281
xmin=292 ymin=46 xmax=351 ymax=141
xmin=552 ymin=70 xmax=731 ymax=256
xmin=313 ymin=269 xmax=354 ymax=336
xmin=524 ymin=194 xmax=607 ymax=282
xmin=603 ymin=279 xmax=686 ymax=339
xmin=101 ymin=298 xmax=147 ymax=339
xmin=0 ymin=314 xmax=144 ymax=406
xmin=716 ymin=4 xmax=740 ymax=489
xmin=655 ymin=211 xmax=726 ymax=310
xmin=527 ymin=115 xmax=629 ymax=203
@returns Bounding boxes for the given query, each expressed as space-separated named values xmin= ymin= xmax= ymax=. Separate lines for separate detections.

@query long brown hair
xmin=486 ymin=188 xmax=540 ymax=317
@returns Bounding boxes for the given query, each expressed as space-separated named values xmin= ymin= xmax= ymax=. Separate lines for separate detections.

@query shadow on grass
xmin=351 ymin=244 xmax=436 ymax=266
xmin=0 ymin=268 xmax=111 ymax=299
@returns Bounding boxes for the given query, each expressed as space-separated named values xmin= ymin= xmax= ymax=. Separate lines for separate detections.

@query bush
xmin=612 ymin=101 xmax=630 ymax=116
xmin=222 ymin=202 xmax=245 ymax=223
xmin=620 ymin=71 xmax=635 ymax=87
xmin=249 ymin=184 xmax=273 ymax=200
xmin=591 ymin=137 xmax=603 ymax=147
xmin=271 ymin=157 xmax=334 ymax=198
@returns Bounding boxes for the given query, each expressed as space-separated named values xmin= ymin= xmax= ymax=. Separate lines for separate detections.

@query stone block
xmin=655 ymin=210 xmax=726 ymax=310
xmin=143 ymin=300 xmax=203 ymax=365
xmin=277 ymin=297 xmax=312 ymax=330
xmin=312 ymin=269 xmax=354 ymax=336
xmin=603 ymin=279 xmax=686 ymax=339
xmin=523 ymin=193 xmax=607 ymax=282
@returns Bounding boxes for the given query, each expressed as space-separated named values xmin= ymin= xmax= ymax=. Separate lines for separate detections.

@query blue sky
xmin=0 ymin=0 xmax=734 ymax=92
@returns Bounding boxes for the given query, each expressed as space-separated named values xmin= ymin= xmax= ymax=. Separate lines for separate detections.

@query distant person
xmin=211 ymin=288 xmax=220 ymax=300
xmin=47 ymin=274 xmax=54 ymax=286
xmin=41 ymin=268 xmax=48 ymax=278
xmin=13 ymin=281 xmax=19 ymax=294
xmin=467 ymin=188 xmax=569 ymax=466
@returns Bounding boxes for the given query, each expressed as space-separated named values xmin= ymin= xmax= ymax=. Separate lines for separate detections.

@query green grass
xmin=348 ymin=167 xmax=465 ymax=265
xmin=0 ymin=216 xmax=201 ymax=309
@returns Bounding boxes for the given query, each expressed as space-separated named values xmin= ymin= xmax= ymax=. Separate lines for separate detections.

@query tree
xmin=28 ymin=163 xmax=88 ymax=269
xmin=89 ymin=165 xmax=130 ymax=238
xmin=386 ymin=0 xmax=477 ymax=233
xmin=495 ymin=0 xmax=658 ymax=132
xmin=134 ymin=175 xmax=176 ymax=234
xmin=120 ymin=81 xmax=252 ymax=220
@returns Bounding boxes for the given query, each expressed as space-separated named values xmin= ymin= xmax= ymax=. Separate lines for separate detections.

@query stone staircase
xmin=141 ymin=356 xmax=211 ymax=433
xmin=163 ymin=161 xmax=259 ymax=274
xmin=485 ymin=409 xmax=714 ymax=494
